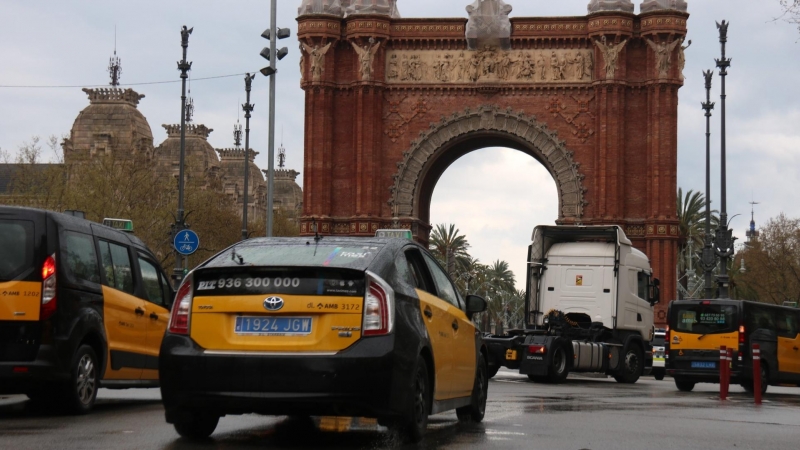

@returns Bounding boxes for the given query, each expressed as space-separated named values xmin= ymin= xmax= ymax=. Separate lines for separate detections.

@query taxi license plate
xmin=691 ymin=361 xmax=716 ymax=369
xmin=235 ymin=316 xmax=312 ymax=336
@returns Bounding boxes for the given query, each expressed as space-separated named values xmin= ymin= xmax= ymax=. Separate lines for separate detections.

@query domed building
xmin=154 ymin=124 xmax=222 ymax=186
xmin=217 ymin=148 xmax=267 ymax=220
xmin=62 ymin=88 xmax=154 ymax=162
xmin=269 ymin=168 xmax=303 ymax=219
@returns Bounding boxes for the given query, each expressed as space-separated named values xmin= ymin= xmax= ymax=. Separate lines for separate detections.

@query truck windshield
xmin=672 ymin=304 xmax=738 ymax=335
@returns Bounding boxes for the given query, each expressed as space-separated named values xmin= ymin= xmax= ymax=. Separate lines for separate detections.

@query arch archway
xmin=390 ymin=105 xmax=584 ymax=231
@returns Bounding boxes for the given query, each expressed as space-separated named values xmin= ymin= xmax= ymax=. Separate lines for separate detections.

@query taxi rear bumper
xmin=159 ymin=333 xmax=411 ymax=422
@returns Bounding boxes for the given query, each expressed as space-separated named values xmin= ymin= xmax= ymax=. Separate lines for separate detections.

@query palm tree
xmin=429 ymin=223 xmax=471 ymax=276
xmin=487 ymin=260 xmax=516 ymax=293
xmin=677 ymin=188 xmax=718 ymax=297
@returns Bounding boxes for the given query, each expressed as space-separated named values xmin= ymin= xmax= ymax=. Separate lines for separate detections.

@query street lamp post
xmin=259 ymin=0 xmax=290 ymax=237
xmin=173 ymin=25 xmax=193 ymax=285
xmin=241 ymin=73 xmax=256 ymax=241
xmin=701 ymin=70 xmax=716 ymax=299
xmin=713 ymin=20 xmax=736 ymax=299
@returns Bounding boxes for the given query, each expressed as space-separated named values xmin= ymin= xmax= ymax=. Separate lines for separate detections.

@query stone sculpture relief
xmin=351 ymin=38 xmax=381 ymax=81
xmin=344 ymin=0 xmax=400 ymax=18
xmin=297 ymin=0 xmax=343 ymax=17
xmin=466 ymin=0 xmax=513 ymax=50
xmin=640 ymin=0 xmax=688 ymax=13
xmin=594 ymin=36 xmax=627 ymax=80
xmin=301 ymin=41 xmax=333 ymax=82
xmin=677 ymin=37 xmax=691 ymax=81
xmin=646 ymin=37 xmax=682 ymax=78
xmin=385 ymin=47 xmax=595 ymax=84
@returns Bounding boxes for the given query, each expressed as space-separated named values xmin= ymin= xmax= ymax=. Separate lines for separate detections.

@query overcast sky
xmin=1 ymin=1 xmax=798 ymax=288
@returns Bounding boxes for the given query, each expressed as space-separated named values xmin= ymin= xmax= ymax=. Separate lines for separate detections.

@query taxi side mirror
xmin=465 ymin=295 xmax=487 ymax=320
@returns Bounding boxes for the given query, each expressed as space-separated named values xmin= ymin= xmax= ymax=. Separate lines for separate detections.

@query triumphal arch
xmin=297 ymin=0 xmax=689 ymax=316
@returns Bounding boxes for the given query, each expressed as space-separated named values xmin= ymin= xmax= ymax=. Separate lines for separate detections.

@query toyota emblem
xmin=263 ymin=296 xmax=284 ymax=311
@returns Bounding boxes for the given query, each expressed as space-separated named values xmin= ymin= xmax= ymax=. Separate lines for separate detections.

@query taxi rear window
xmin=204 ymin=243 xmax=384 ymax=271
xmin=0 ymin=220 xmax=34 ymax=282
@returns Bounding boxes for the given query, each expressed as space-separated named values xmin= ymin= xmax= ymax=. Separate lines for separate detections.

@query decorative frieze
xmin=385 ymin=47 xmax=594 ymax=84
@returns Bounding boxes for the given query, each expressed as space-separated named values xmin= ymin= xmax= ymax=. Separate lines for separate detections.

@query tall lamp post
xmin=713 ymin=20 xmax=735 ymax=299
xmin=173 ymin=25 xmax=193 ymax=284
xmin=259 ymin=0 xmax=291 ymax=237
xmin=241 ymin=73 xmax=256 ymax=241
xmin=700 ymin=70 xmax=716 ymax=299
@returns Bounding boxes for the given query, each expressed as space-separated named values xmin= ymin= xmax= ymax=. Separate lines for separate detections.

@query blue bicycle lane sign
xmin=174 ymin=229 xmax=200 ymax=256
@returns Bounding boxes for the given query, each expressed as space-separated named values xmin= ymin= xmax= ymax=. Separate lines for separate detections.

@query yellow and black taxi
xmin=0 ymin=206 xmax=174 ymax=413
xmin=666 ymin=299 xmax=800 ymax=394
xmin=159 ymin=235 xmax=489 ymax=442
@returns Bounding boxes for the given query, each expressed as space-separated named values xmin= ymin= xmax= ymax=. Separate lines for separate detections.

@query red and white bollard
xmin=753 ymin=344 xmax=762 ymax=405
xmin=719 ymin=345 xmax=729 ymax=400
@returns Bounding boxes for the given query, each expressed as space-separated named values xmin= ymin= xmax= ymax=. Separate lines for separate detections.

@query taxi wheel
xmin=674 ymin=379 xmax=695 ymax=392
xmin=742 ymin=364 xmax=769 ymax=396
xmin=174 ymin=414 xmax=220 ymax=440
xmin=654 ymin=372 xmax=665 ymax=381
xmin=64 ymin=345 xmax=99 ymax=414
xmin=456 ymin=352 xmax=488 ymax=423
xmin=401 ymin=358 xmax=430 ymax=443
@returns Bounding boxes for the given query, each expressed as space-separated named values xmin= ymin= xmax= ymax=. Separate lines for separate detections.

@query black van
xmin=0 ymin=206 xmax=173 ymax=413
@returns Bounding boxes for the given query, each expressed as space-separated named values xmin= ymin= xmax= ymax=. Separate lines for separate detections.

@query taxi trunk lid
xmin=189 ymin=267 xmax=366 ymax=353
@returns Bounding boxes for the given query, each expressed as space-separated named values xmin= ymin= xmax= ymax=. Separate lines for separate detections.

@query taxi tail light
xmin=41 ymin=254 xmax=57 ymax=320
xmin=362 ymin=271 xmax=395 ymax=336
xmin=168 ymin=275 xmax=194 ymax=335
xmin=739 ymin=324 xmax=745 ymax=345
xmin=665 ymin=325 xmax=670 ymax=349
xmin=528 ymin=345 xmax=547 ymax=354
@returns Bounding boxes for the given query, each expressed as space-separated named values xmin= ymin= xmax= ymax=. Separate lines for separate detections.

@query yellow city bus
xmin=666 ymin=299 xmax=800 ymax=394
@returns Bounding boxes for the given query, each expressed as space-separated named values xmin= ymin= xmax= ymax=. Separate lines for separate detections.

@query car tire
xmin=397 ymin=357 xmax=430 ymax=443
xmin=487 ymin=363 xmax=500 ymax=379
xmin=674 ymin=379 xmax=695 ymax=392
xmin=174 ymin=413 xmax=220 ymax=440
xmin=63 ymin=345 xmax=99 ymax=414
xmin=613 ymin=344 xmax=642 ymax=384
xmin=654 ymin=372 xmax=665 ymax=381
xmin=547 ymin=345 xmax=569 ymax=384
xmin=742 ymin=363 xmax=769 ymax=396
xmin=456 ymin=352 xmax=488 ymax=423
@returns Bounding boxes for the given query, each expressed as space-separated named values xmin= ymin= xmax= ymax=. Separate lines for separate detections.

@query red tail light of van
xmin=40 ymin=254 xmax=57 ymax=320
xmin=168 ymin=276 xmax=194 ymax=335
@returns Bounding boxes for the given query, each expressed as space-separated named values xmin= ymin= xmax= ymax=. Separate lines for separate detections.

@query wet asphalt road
xmin=1 ymin=369 xmax=799 ymax=450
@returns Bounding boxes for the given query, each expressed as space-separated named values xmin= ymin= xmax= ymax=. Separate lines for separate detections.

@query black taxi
xmin=0 ymin=206 xmax=173 ymax=413
xmin=159 ymin=235 xmax=489 ymax=442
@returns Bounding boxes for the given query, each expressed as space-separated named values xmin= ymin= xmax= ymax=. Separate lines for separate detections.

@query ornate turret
xmin=640 ymin=0 xmax=688 ymax=13
xmin=746 ymin=201 xmax=760 ymax=245
xmin=62 ymin=87 xmax=154 ymax=162
xmin=155 ymin=124 xmax=220 ymax=184
xmin=344 ymin=0 xmax=400 ymax=18
xmin=587 ymin=0 xmax=635 ymax=13
xmin=465 ymin=0 xmax=513 ymax=50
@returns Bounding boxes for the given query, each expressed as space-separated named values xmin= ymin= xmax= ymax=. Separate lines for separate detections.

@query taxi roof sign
xmin=375 ymin=229 xmax=413 ymax=239
xmin=103 ymin=218 xmax=134 ymax=233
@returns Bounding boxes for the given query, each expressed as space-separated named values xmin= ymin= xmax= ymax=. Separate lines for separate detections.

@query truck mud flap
xmin=518 ymin=335 xmax=560 ymax=376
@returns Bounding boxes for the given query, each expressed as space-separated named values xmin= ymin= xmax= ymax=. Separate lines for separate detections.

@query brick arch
xmin=389 ymin=105 xmax=585 ymax=224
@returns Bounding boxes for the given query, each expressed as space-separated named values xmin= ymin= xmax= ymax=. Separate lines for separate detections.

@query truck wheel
xmin=613 ymin=344 xmax=642 ymax=384
xmin=488 ymin=364 xmax=500 ymax=379
xmin=547 ymin=345 xmax=569 ymax=384
xmin=674 ymin=379 xmax=695 ymax=392
xmin=173 ymin=413 xmax=220 ymax=440
xmin=654 ymin=371 xmax=665 ymax=381
xmin=456 ymin=353 xmax=487 ymax=423
xmin=64 ymin=345 xmax=99 ymax=414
